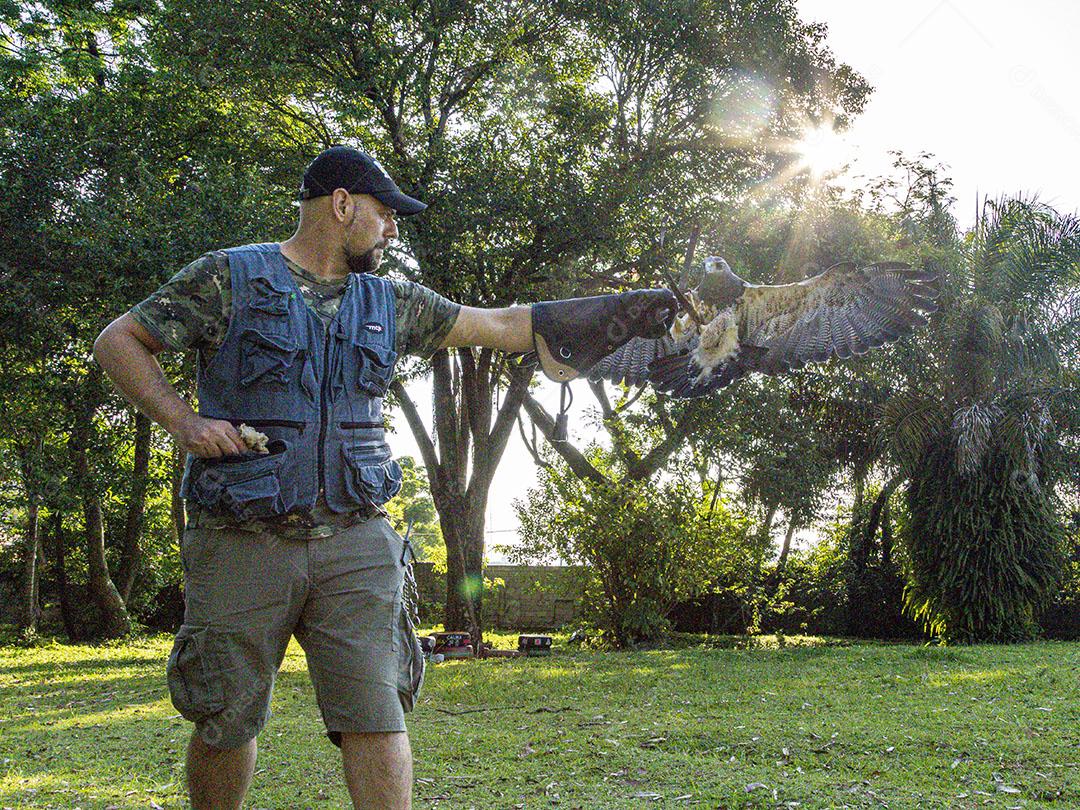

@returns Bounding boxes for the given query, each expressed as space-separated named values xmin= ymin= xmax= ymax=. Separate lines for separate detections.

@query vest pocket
xmin=187 ymin=446 xmax=287 ymax=521
xmin=350 ymin=334 xmax=398 ymax=396
xmin=240 ymin=329 xmax=299 ymax=387
xmin=341 ymin=447 xmax=403 ymax=506
xmin=248 ymin=275 xmax=292 ymax=317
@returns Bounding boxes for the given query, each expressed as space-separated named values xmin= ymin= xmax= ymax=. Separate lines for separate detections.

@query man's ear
xmin=332 ymin=188 xmax=352 ymax=222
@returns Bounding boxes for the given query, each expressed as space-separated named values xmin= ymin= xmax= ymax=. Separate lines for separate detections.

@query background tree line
xmin=2 ymin=0 xmax=1077 ymax=645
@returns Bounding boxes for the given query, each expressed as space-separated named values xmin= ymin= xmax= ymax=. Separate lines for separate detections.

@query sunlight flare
xmin=796 ymin=125 xmax=851 ymax=180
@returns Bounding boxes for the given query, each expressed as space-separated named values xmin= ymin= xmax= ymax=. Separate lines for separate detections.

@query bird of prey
xmin=588 ymin=257 xmax=939 ymax=398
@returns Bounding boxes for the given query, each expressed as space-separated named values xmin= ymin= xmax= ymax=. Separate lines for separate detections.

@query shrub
xmin=903 ymin=443 xmax=1066 ymax=642
xmin=514 ymin=454 xmax=751 ymax=647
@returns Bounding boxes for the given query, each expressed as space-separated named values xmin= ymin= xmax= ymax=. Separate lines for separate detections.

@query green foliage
xmin=904 ymin=442 xmax=1066 ymax=643
xmin=1037 ymin=527 xmax=1080 ymax=639
xmin=880 ymin=194 xmax=1080 ymax=642
xmin=515 ymin=447 xmax=752 ymax=646
xmin=760 ymin=537 xmax=848 ymax=637
xmin=383 ymin=456 xmax=444 ymax=568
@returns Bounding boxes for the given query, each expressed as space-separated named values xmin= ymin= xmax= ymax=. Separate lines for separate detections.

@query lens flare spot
xmin=709 ymin=71 xmax=777 ymax=141
xmin=458 ymin=574 xmax=484 ymax=601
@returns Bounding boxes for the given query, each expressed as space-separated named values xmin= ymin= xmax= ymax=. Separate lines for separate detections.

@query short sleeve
xmin=392 ymin=280 xmax=461 ymax=359
xmin=129 ymin=252 xmax=231 ymax=353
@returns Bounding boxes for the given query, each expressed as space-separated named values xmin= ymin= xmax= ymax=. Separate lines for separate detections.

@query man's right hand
xmin=171 ymin=413 xmax=247 ymax=458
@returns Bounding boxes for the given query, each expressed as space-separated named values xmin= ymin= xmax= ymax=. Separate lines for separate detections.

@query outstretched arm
xmin=434 ymin=291 xmax=678 ymax=382
xmin=437 ymin=306 xmax=533 ymax=352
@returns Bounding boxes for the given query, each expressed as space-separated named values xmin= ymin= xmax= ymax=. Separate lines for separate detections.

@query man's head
xmin=296 ymin=146 xmax=426 ymax=274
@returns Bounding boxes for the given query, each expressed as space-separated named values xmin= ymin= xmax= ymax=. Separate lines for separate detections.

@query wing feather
xmin=587 ymin=336 xmax=678 ymax=387
xmin=740 ymin=261 xmax=938 ymax=376
xmin=638 ymin=260 xmax=937 ymax=399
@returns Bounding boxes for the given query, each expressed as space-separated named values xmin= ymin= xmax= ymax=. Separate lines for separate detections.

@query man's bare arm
xmin=437 ymin=306 xmax=532 ymax=352
xmin=93 ymin=314 xmax=246 ymax=458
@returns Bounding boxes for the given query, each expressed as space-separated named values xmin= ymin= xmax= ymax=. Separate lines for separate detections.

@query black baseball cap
xmin=298 ymin=146 xmax=427 ymax=216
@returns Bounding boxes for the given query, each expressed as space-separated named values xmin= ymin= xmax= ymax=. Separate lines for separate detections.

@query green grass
xmin=1 ymin=634 xmax=1077 ymax=808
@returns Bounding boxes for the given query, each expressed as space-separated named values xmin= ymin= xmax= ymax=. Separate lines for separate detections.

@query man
xmin=93 ymin=145 xmax=675 ymax=809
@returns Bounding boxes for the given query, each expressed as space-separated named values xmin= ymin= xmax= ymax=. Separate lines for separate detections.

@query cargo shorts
xmin=166 ymin=513 xmax=425 ymax=749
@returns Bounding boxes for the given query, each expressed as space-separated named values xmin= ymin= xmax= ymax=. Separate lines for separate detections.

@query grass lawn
xmin=1 ymin=633 xmax=1077 ymax=808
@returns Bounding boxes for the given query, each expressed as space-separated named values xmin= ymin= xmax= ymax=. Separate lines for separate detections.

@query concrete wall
xmin=413 ymin=562 xmax=585 ymax=630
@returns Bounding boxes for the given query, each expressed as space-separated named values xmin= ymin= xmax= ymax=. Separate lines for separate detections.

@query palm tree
xmin=884 ymin=197 xmax=1080 ymax=641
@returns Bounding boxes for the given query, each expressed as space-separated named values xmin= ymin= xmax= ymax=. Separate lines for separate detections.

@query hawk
xmin=588 ymin=257 xmax=939 ymax=398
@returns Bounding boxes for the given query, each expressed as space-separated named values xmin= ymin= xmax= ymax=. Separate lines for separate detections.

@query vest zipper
xmin=317 ymin=325 xmax=332 ymax=495
xmin=201 ymin=416 xmax=307 ymax=434
xmin=339 ymin=421 xmax=383 ymax=429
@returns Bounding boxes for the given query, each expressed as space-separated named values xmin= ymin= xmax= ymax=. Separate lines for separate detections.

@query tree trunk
xmin=116 ymin=411 xmax=153 ymax=602
xmin=32 ymin=536 xmax=44 ymax=619
xmin=391 ymin=349 xmax=533 ymax=649
xmin=755 ymin=502 xmax=779 ymax=582
xmin=171 ymin=440 xmax=187 ymax=540
xmin=51 ymin=510 xmax=79 ymax=641
xmin=776 ymin=521 xmax=796 ymax=573
xmin=862 ymin=475 xmax=902 ymax=557
xmin=17 ymin=498 xmax=41 ymax=633
xmin=16 ymin=440 xmax=43 ymax=633
xmin=69 ymin=369 xmax=131 ymax=638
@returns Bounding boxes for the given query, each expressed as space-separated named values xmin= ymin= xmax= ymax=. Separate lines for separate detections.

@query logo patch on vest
xmin=364 ymin=322 xmax=384 ymax=333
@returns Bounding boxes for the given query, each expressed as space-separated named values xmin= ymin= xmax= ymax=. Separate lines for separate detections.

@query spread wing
xmin=642 ymin=261 xmax=939 ymax=398
xmin=741 ymin=261 xmax=939 ymax=374
xmin=588 ymin=333 xmax=749 ymax=397
xmin=587 ymin=336 xmax=678 ymax=387
xmin=647 ymin=345 xmax=753 ymax=397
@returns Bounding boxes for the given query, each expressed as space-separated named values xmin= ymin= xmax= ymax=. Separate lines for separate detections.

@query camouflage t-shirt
xmin=131 ymin=249 xmax=460 ymax=539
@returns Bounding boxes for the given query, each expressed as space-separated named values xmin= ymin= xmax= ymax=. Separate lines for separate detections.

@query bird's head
xmin=696 ymin=256 xmax=747 ymax=308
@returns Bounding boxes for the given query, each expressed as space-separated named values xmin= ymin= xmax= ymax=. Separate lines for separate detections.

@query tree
xmin=884 ymin=197 xmax=1080 ymax=641
xmin=152 ymin=0 xmax=871 ymax=645
xmin=515 ymin=444 xmax=748 ymax=646
xmin=1 ymin=0 xmax=300 ymax=637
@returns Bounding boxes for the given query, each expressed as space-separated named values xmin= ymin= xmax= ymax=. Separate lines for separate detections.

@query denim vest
xmin=179 ymin=243 xmax=402 ymax=521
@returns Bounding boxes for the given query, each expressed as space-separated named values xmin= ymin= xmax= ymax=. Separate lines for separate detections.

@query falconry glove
xmin=531 ymin=289 xmax=678 ymax=382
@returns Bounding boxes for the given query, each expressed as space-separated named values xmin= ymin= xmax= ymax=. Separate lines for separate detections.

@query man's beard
xmin=345 ymin=243 xmax=384 ymax=275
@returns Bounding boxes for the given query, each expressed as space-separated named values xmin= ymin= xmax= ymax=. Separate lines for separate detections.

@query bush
xmin=1037 ymin=533 xmax=1080 ymax=640
xmin=904 ymin=444 xmax=1066 ymax=642
xmin=514 ymin=452 xmax=752 ymax=647
xmin=760 ymin=540 xmax=848 ymax=637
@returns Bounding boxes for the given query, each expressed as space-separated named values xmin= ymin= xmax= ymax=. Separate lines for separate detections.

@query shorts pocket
xmin=341 ymin=447 xmax=403 ymax=507
xmin=167 ymin=624 xmax=224 ymax=721
xmin=395 ymin=604 xmax=425 ymax=713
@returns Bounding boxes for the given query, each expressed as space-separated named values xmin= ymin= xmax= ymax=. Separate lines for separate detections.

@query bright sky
xmin=797 ymin=0 xmax=1080 ymax=224
xmin=389 ymin=1 xmax=1080 ymax=559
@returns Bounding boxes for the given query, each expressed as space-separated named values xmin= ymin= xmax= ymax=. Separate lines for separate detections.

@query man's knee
xmin=340 ymin=731 xmax=411 ymax=762
xmin=189 ymin=730 xmax=257 ymax=759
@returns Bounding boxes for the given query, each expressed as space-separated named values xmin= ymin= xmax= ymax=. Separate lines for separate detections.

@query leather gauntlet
xmin=531 ymin=289 xmax=677 ymax=382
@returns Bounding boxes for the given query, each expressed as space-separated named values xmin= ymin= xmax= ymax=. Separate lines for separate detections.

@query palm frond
xmin=882 ymin=393 xmax=948 ymax=474
xmin=952 ymin=401 xmax=1002 ymax=475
